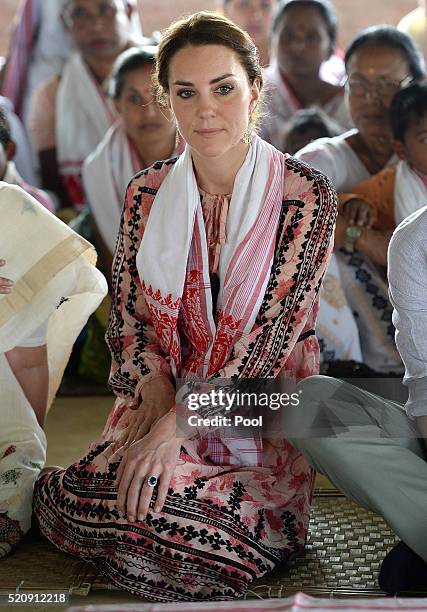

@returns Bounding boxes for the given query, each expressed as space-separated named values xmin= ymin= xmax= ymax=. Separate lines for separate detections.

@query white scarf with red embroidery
xmin=136 ymin=135 xmax=285 ymax=380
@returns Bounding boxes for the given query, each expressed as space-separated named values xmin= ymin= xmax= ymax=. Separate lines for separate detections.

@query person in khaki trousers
xmin=288 ymin=204 xmax=427 ymax=594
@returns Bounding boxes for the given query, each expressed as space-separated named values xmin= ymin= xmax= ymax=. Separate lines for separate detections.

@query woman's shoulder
xmin=283 ymin=153 xmax=336 ymax=197
xmin=126 ymin=156 xmax=180 ymax=200
xmin=295 ymin=131 xmax=357 ymax=187
xmin=297 ymin=130 xmax=355 ymax=158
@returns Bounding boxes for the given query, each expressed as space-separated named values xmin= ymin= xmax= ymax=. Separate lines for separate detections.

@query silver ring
xmin=147 ymin=475 xmax=158 ymax=487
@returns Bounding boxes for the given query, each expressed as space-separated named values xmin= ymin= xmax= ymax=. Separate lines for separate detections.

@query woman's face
xmin=115 ymin=66 xmax=175 ymax=149
xmin=63 ymin=0 xmax=130 ymax=60
xmin=346 ymin=45 xmax=411 ymax=144
xmin=273 ymin=5 xmax=332 ymax=79
xmin=224 ymin=0 xmax=274 ymax=44
xmin=167 ymin=44 xmax=260 ymax=162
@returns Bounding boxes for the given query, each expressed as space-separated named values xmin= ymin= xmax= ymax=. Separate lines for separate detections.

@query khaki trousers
xmin=288 ymin=375 xmax=427 ymax=561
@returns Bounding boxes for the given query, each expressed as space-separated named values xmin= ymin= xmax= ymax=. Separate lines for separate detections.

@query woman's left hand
xmin=112 ymin=377 xmax=176 ymax=452
xmin=112 ymin=411 xmax=181 ymax=522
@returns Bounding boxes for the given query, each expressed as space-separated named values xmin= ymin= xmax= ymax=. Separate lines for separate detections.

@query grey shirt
xmin=388 ymin=206 xmax=427 ymax=418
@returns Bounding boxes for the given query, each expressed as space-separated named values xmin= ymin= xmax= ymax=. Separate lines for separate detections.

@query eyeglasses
xmin=345 ymin=75 xmax=414 ymax=100
xmin=64 ymin=1 xmax=118 ymax=29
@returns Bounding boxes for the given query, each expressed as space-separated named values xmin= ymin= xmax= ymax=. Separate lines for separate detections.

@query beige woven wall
xmin=0 ymin=0 xmax=420 ymax=57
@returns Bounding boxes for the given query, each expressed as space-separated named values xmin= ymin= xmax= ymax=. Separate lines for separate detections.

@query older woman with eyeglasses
xmin=297 ymin=25 xmax=425 ymax=376
xmin=28 ymin=0 xmax=142 ymax=210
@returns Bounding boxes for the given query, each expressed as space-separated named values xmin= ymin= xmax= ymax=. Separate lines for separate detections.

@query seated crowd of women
xmin=1 ymin=0 xmax=427 ymax=602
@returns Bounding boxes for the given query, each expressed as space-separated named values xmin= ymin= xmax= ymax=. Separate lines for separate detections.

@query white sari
xmin=0 ymin=183 xmax=107 ymax=556
xmin=297 ymin=135 xmax=402 ymax=373
xmin=56 ymin=53 xmax=116 ymax=207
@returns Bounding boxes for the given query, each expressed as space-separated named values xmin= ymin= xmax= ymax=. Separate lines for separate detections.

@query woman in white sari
xmin=0 ymin=184 xmax=107 ymax=556
xmin=297 ymin=26 xmax=425 ymax=374
xmin=82 ymin=45 xmax=180 ymax=275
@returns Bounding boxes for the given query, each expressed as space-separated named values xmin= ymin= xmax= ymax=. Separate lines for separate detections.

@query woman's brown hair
xmin=155 ymin=11 xmax=264 ymax=104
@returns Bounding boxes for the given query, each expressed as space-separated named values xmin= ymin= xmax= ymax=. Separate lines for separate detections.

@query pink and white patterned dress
xmin=33 ymin=154 xmax=336 ymax=602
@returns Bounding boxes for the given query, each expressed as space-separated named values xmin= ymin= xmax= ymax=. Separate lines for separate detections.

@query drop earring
xmin=242 ymin=112 xmax=254 ymax=144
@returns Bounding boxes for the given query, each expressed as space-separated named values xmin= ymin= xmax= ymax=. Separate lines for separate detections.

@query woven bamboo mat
xmin=91 ymin=492 xmax=406 ymax=598
xmin=0 ymin=493 xmax=421 ymax=598
xmin=0 ymin=528 xmax=98 ymax=595
xmin=248 ymin=491 xmax=399 ymax=598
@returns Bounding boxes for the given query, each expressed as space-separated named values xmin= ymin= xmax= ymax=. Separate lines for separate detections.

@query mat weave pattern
xmin=92 ymin=493 xmax=403 ymax=598
xmin=0 ymin=529 xmax=98 ymax=595
xmin=248 ymin=492 xmax=399 ymax=598
xmin=0 ymin=493 xmax=410 ymax=598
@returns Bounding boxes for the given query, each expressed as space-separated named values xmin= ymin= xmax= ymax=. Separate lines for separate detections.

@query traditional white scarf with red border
xmin=56 ymin=53 xmax=116 ymax=204
xmin=136 ymin=135 xmax=285 ymax=380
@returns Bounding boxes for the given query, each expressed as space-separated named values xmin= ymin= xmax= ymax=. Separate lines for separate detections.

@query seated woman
xmin=261 ymin=0 xmax=353 ymax=151
xmin=74 ymin=45 xmax=181 ymax=385
xmin=28 ymin=0 xmax=142 ymax=210
xmin=33 ymin=12 xmax=336 ymax=601
xmin=338 ymin=81 xmax=427 ymax=232
xmin=2 ymin=0 xmax=141 ymax=130
xmin=297 ymin=25 xmax=425 ymax=374
xmin=82 ymin=44 xmax=181 ymax=281
xmin=0 ymin=184 xmax=107 ymax=557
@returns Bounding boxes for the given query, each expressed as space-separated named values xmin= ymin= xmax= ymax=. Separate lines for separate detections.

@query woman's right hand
xmin=0 ymin=260 xmax=13 ymax=294
xmin=343 ymin=198 xmax=374 ymax=228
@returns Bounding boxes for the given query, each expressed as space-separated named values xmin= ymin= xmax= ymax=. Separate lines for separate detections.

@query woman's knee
xmin=285 ymin=375 xmax=342 ymax=437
